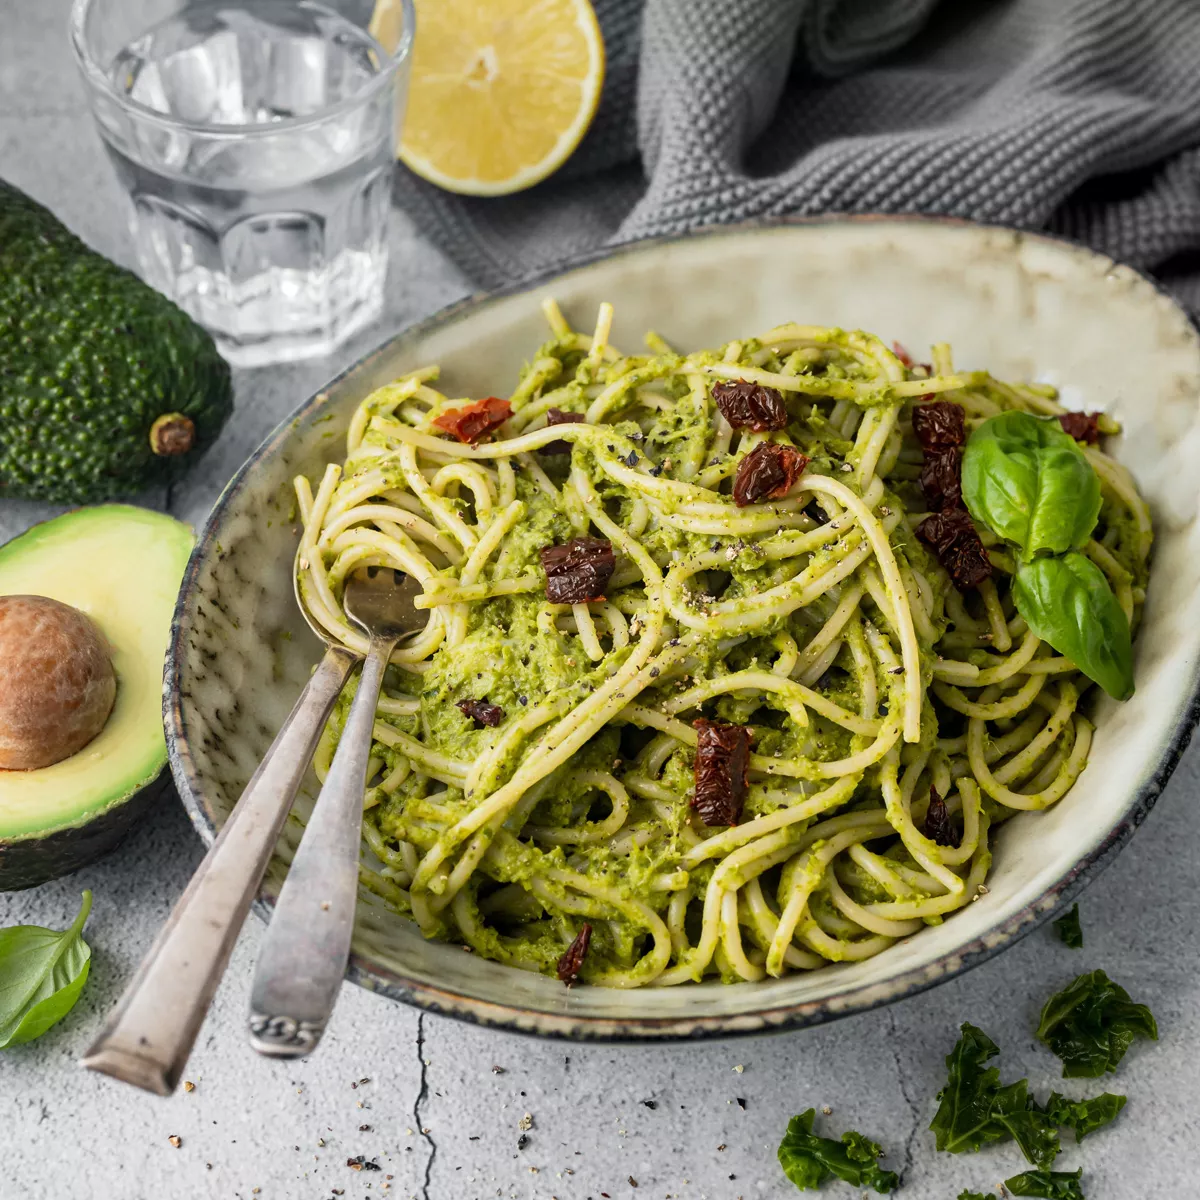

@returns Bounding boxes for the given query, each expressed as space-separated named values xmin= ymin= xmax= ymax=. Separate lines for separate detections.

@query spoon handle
xmin=247 ymin=633 xmax=397 ymax=1058
xmin=80 ymin=644 xmax=357 ymax=1095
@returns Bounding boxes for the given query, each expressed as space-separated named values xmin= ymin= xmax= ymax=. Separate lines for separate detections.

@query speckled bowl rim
xmin=165 ymin=213 xmax=1200 ymax=1041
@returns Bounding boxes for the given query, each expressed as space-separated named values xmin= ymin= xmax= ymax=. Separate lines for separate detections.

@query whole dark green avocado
xmin=0 ymin=179 xmax=233 ymax=503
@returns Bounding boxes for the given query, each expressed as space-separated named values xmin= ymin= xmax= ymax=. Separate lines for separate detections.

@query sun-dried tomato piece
xmin=922 ymin=785 xmax=960 ymax=848
xmin=540 ymin=537 xmax=616 ymax=604
xmin=1058 ymin=411 xmax=1101 ymax=445
xmin=916 ymin=508 xmax=992 ymax=590
xmin=557 ymin=923 xmax=592 ymax=986
xmin=711 ymin=380 xmax=789 ymax=432
xmin=691 ymin=719 xmax=752 ymax=826
xmin=893 ymin=341 xmax=914 ymax=368
xmin=919 ymin=448 xmax=962 ymax=512
xmin=457 ymin=698 xmax=505 ymax=728
xmin=432 ymin=396 xmax=512 ymax=444
xmin=731 ymin=443 xmax=808 ymax=507
xmin=538 ymin=408 xmax=586 ymax=455
xmin=912 ymin=401 xmax=965 ymax=451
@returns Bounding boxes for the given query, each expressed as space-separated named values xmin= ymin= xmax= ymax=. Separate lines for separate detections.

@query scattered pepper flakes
xmin=168 ymin=1135 xmax=182 ymax=1148
xmin=735 ymin=1097 xmax=747 ymax=1110
xmin=517 ymin=1134 xmax=529 ymax=1151
xmin=557 ymin=924 xmax=592 ymax=986
xmin=641 ymin=1100 xmax=657 ymax=1109
xmin=182 ymin=1081 xmax=195 ymax=1093
xmin=491 ymin=1065 xmax=505 ymax=1074
xmin=717 ymin=1144 xmax=727 ymax=1152
xmin=359 ymin=1124 xmax=371 ymax=1132
xmin=629 ymin=1177 xmax=638 ymax=1188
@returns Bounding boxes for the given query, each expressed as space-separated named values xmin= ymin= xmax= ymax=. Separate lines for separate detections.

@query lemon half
xmin=373 ymin=0 xmax=606 ymax=197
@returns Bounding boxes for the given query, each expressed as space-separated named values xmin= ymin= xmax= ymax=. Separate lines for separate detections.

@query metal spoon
xmin=247 ymin=566 xmax=424 ymax=1058
xmin=80 ymin=554 xmax=394 ymax=1094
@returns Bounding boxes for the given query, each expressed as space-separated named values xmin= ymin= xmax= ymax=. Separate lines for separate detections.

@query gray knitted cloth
xmin=395 ymin=0 xmax=1200 ymax=311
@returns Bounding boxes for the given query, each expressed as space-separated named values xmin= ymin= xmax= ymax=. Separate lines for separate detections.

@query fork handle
xmin=247 ymin=633 xmax=397 ymax=1058
xmin=80 ymin=644 xmax=357 ymax=1095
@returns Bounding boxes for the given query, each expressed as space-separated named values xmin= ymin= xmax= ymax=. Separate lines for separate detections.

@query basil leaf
xmin=1042 ymin=1092 xmax=1126 ymax=1142
xmin=1005 ymin=1168 xmax=1085 ymax=1199
xmin=958 ymin=1192 xmax=993 ymax=1200
xmin=1013 ymin=553 xmax=1134 ymax=700
xmin=1037 ymin=970 xmax=1157 ymax=1077
xmin=962 ymin=411 xmax=1101 ymax=559
xmin=0 ymin=890 xmax=93 ymax=1049
xmin=778 ymin=1109 xmax=899 ymax=1193
xmin=1053 ymin=904 xmax=1083 ymax=950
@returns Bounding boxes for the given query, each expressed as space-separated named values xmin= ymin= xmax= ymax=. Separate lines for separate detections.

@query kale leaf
xmin=930 ymin=1024 xmax=1059 ymax=1168
xmin=1042 ymin=1092 xmax=1126 ymax=1142
xmin=1005 ymin=1168 xmax=1085 ymax=1199
xmin=1053 ymin=905 xmax=1083 ymax=949
xmin=777 ymin=1109 xmax=899 ymax=1193
xmin=1037 ymin=970 xmax=1157 ymax=1077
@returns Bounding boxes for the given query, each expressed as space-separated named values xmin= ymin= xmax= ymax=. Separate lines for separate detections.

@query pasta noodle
xmin=294 ymin=303 xmax=1151 ymax=987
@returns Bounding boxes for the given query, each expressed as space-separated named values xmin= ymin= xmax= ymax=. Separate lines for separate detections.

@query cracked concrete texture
xmin=4 ymin=3 xmax=1200 ymax=1196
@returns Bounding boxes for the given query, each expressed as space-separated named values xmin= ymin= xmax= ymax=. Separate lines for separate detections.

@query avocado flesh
xmin=0 ymin=506 xmax=192 ymax=888
xmin=0 ymin=179 xmax=233 ymax=503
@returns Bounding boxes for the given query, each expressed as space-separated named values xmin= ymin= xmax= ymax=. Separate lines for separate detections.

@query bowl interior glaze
xmin=165 ymin=218 xmax=1200 ymax=1039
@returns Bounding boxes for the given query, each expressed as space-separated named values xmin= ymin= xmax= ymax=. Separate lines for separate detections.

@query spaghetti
xmin=294 ymin=301 xmax=1151 ymax=987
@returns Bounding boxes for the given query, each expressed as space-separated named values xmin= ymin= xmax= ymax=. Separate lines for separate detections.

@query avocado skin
xmin=0 ymin=770 xmax=168 ymax=891
xmin=0 ymin=179 xmax=233 ymax=503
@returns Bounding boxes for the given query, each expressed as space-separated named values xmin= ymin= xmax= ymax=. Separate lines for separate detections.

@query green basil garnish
xmin=1037 ymin=969 xmax=1157 ymax=1077
xmin=777 ymin=1109 xmax=899 ymax=1193
xmin=961 ymin=410 xmax=1134 ymax=700
xmin=0 ymin=890 xmax=93 ymax=1049
xmin=1013 ymin=553 xmax=1134 ymax=701
xmin=962 ymin=411 xmax=1100 ymax=559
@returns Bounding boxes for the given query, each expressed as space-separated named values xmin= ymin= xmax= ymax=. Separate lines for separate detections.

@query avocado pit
xmin=0 ymin=595 xmax=116 ymax=771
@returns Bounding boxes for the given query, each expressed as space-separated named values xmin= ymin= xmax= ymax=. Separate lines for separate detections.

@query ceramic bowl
xmin=165 ymin=217 xmax=1200 ymax=1039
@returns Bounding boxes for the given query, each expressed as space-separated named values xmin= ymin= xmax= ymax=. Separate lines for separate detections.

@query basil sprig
xmin=0 ymin=890 xmax=93 ymax=1049
xmin=961 ymin=411 xmax=1134 ymax=700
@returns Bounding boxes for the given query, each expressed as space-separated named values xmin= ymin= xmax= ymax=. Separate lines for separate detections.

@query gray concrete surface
xmin=2 ymin=6 xmax=1199 ymax=1198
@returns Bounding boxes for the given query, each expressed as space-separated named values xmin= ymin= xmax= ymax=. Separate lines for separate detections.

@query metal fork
xmin=247 ymin=565 xmax=424 ymax=1058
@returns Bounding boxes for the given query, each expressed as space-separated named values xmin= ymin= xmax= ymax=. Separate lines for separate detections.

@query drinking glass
xmin=70 ymin=0 xmax=414 ymax=367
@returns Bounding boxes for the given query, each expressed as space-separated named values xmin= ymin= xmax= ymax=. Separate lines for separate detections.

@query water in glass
xmin=102 ymin=0 xmax=398 ymax=366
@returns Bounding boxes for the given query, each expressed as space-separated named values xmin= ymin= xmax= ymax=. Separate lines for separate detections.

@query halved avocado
xmin=0 ymin=506 xmax=192 ymax=889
